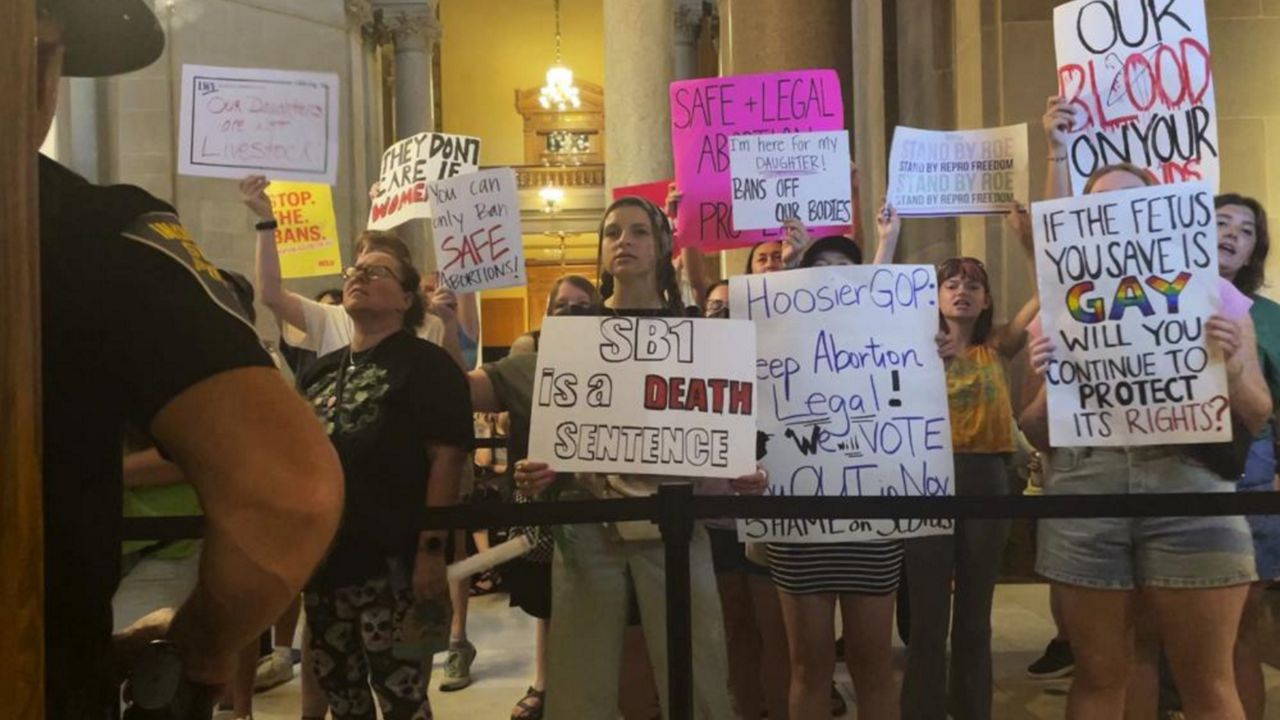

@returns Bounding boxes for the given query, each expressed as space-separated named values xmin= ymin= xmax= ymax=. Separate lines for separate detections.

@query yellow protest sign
xmin=266 ymin=181 xmax=343 ymax=279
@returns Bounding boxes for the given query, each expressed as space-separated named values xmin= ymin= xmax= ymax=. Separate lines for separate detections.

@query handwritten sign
xmin=1032 ymin=182 xmax=1228 ymax=446
xmin=728 ymin=131 xmax=852 ymax=231
xmin=177 ymin=65 xmax=339 ymax=184
xmin=670 ymin=70 xmax=846 ymax=251
xmin=730 ymin=266 xmax=954 ymax=543
xmin=428 ymin=167 xmax=525 ymax=293
xmin=1054 ymin=0 xmax=1218 ymax=193
xmin=887 ymin=125 xmax=1029 ymax=217
xmin=265 ymin=181 xmax=342 ymax=279
xmin=367 ymin=132 xmax=482 ymax=231
xmin=528 ymin=317 xmax=757 ymax=478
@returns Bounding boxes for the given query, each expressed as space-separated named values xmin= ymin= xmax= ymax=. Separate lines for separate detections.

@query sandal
xmin=511 ymin=686 xmax=546 ymax=720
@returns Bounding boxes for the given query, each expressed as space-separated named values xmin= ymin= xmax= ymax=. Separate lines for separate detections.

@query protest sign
xmin=264 ymin=182 xmax=342 ymax=279
xmin=428 ymin=167 xmax=525 ymax=293
xmin=528 ymin=317 xmax=757 ymax=478
xmin=1032 ymin=181 xmax=1229 ymax=446
xmin=367 ymin=132 xmax=482 ymax=231
xmin=887 ymin=125 xmax=1029 ymax=217
xmin=612 ymin=179 xmax=672 ymax=208
xmin=670 ymin=70 xmax=846 ymax=251
xmin=1054 ymin=0 xmax=1218 ymax=193
xmin=728 ymin=131 xmax=852 ymax=231
xmin=730 ymin=266 xmax=954 ymax=543
xmin=178 ymin=65 xmax=340 ymax=184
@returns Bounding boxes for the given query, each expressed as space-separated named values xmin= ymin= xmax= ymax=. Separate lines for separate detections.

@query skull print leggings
xmin=304 ymin=573 xmax=432 ymax=720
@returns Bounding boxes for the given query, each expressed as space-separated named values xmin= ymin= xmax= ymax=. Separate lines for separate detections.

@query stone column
xmin=672 ymin=0 xmax=701 ymax=81
xmin=374 ymin=0 xmax=441 ymax=267
xmin=718 ymin=0 xmax=853 ymax=274
xmin=604 ymin=0 xmax=675 ymax=194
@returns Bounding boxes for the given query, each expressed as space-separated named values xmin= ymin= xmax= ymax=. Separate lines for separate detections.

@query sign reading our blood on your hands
xmin=1054 ymin=0 xmax=1218 ymax=194
xmin=670 ymin=69 xmax=847 ymax=251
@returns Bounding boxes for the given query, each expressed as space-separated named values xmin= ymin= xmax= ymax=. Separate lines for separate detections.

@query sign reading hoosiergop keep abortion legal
xmin=528 ymin=317 xmax=757 ymax=479
xmin=730 ymin=266 xmax=955 ymax=543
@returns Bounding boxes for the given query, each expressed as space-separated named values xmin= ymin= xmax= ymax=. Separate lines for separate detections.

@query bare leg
xmin=778 ymin=591 xmax=838 ymax=720
xmin=1149 ymin=585 xmax=1249 ymax=720
xmin=749 ymin=575 xmax=790 ymax=720
xmin=1124 ymin=593 xmax=1160 ymax=720
xmin=716 ymin=571 xmax=764 ymax=718
xmin=840 ymin=593 xmax=899 ymax=720
xmin=534 ymin=618 xmax=548 ymax=691
xmin=231 ymin=640 xmax=258 ymax=717
xmin=451 ymin=528 xmax=470 ymax=643
xmin=1058 ymin=584 xmax=1135 ymax=720
xmin=1050 ymin=583 xmax=1069 ymax=642
xmin=273 ymin=595 xmax=301 ymax=648
xmin=1234 ymin=584 xmax=1267 ymax=720
xmin=299 ymin=624 xmax=327 ymax=719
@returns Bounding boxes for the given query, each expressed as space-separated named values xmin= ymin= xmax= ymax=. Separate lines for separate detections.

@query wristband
xmin=254 ymin=219 xmax=279 ymax=231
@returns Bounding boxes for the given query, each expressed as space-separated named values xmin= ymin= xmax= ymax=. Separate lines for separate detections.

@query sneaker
xmin=1026 ymin=638 xmax=1074 ymax=679
xmin=254 ymin=648 xmax=294 ymax=692
xmin=439 ymin=639 xmax=477 ymax=692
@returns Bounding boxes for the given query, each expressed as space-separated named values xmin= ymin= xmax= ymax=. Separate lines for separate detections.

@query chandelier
xmin=538 ymin=0 xmax=581 ymax=111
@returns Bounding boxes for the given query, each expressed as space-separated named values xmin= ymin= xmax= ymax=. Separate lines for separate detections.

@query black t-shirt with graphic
xmin=299 ymin=330 xmax=473 ymax=590
xmin=39 ymin=156 xmax=273 ymax=719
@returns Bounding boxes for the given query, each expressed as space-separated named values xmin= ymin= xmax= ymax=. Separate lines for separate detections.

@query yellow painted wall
xmin=440 ymin=0 xmax=604 ymax=167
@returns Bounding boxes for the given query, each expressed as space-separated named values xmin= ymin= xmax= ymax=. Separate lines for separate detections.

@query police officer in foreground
xmin=33 ymin=2 xmax=345 ymax=717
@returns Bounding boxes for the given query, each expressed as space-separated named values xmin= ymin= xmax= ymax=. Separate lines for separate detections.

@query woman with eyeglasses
xmin=295 ymin=250 xmax=473 ymax=720
xmin=900 ymin=208 xmax=1038 ymax=720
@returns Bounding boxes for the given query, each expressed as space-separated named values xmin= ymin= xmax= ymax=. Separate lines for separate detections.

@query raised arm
xmin=1214 ymin=313 xmax=1273 ymax=435
xmin=871 ymin=202 xmax=901 ymax=265
xmin=240 ymin=175 xmax=308 ymax=330
xmin=151 ymin=367 xmax=344 ymax=684
xmin=1043 ymin=96 xmax=1076 ymax=201
xmin=992 ymin=204 xmax=1042 ymax=358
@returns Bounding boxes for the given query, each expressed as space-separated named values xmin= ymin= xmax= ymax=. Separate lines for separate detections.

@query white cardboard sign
xmin=728 ymin=131 xmax=852 ymax=231
xmin=429 ymin=167 xmax=525 ymax=293
xmin=367 ymin=132 xmax=482 ymax=231
xmin=887 ymin=125 xmax=1029 ymax=217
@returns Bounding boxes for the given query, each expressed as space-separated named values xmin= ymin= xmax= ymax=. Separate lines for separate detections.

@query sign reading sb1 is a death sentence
xmin=367 ymin=132 xmax=481 ymax=231
xmin=1033 ymin=182 xmax=1229 ymax=447
xmin=730 ymin=266 xmax=955 ymax=543
xmin=1054 ymin=0 xmax=1218 ymax=193
xmin=178 ymin=64 xmax=340 ymax=184
xmin=528 ymin=317 xmax=757 ymax=479
xmin=428 ymin=167 xmax=525 ymax=293
xmin=729 ymin=131 xmax=852 ymax=231
xmin=887 ymin=125 xmax=1029 ymax=218
xmin=670 ymin=70 xmax=846 ymax=251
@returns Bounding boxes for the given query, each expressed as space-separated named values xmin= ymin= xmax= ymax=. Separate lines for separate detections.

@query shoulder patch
xmin=120 ymin=212 xmax=256 ymax=329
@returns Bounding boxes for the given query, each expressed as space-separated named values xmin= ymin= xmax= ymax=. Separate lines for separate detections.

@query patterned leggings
xmin=304 ymin=574 xmax=432 ymax=720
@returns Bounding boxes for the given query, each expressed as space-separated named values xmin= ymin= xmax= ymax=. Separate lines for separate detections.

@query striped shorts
xmin=767 ymin=541 xmax=904 ymax=595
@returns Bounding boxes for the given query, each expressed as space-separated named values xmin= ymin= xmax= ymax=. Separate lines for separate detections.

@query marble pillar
xmin=603 ymin=0 xmax=675 ymax=195
xmin=672 ymin=0 xmax=701 ymax=81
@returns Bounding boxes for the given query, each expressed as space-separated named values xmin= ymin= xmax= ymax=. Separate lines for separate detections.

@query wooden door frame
xmin=0 ymin=1 xmax=45 ymax=718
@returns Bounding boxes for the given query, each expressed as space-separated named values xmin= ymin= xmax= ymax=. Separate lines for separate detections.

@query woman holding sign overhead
xmin=514 ymin=196 xmax=766 ymax=720
xmin=1023 ymin=112 xmax=1273 ymax=719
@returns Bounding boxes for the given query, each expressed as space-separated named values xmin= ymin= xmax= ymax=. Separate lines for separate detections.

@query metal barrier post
xmin=657 ymin=483 xmax=695 ymax=720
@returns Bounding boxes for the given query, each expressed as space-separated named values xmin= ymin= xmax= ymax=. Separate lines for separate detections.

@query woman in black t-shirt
xmin=516 ymin=198 xmax=766 ymax=720
xmin=297 ymin=247 xmax=472 ymax=720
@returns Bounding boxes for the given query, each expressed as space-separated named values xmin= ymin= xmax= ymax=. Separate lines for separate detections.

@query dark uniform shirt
xmin=39 ymin=155 xmax=272 ymax=719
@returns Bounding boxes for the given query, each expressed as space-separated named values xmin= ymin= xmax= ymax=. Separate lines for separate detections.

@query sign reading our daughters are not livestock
xmin=1032 ymin=182 xmax=1231 ymax=447
xmin=367 ymin=132 xmax=481 ymax=231
xmin=729 ymin=131 xmax=852 ymax=231
xmin=429 ymin=168 xmax=525 ymax=293
xmin=527 ymin=316 xmax=757 ymax=479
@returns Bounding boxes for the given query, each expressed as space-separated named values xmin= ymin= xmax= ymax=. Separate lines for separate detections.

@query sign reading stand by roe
xmin=178 ymin=64 xmax=340 ymax=184
xmin=887 ymin=125 xmax=1029 ymax=217
xmin=367 ymin=132 xmax=481 ymax=231
xmin=729 ymin=131 xmax=852 ymax=231
xmin=528 ymin=317 xmax=757 ymax=479
xmin=731 ymin=266 xmax=954 ymax=543
xmin=428 ymin=167 xmax=525 ymax=293
xmin=1032 ymin=182 xmax=1231 ymax=446
xmin=1054 ymin=0 xmax=1218 ymax=193
xmin=670 ymin=70 xmax=846 ymax=251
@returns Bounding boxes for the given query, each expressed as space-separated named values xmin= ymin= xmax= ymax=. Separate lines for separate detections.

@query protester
xmin=1215 ymin=193 xmax=1280 ymax=720
xmin=296 ymin=248 xmax=473 ymax=719
xmin=34 ymin=4 xmax=343 ymax=718
xmin=901 ymin=207 xmax=1039 ymax=720
xmin=764 ymin=204 xmax=905 ymax=720
xmin=1022 ymin=100 xmax=1273 ymax=720
xmin=514 ymin=197 xmax=767 ymax=719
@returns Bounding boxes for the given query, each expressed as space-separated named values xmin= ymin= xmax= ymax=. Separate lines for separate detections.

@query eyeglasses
xmin=341 ymin=265 xmax=400 ymax=283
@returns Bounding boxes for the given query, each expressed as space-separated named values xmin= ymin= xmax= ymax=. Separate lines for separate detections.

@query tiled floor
xmin=235 ymin=584 xmax=1280 ymax=719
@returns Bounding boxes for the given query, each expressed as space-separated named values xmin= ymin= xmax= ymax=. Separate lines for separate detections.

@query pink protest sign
xmin=670 ymin=69 xmax=846 ymax=251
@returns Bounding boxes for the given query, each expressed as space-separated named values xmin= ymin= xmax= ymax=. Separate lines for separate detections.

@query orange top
xmin=946 ymin=344 xmax=1015 ymax=454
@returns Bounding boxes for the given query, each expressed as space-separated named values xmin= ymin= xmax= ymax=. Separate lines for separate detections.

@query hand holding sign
xmin=729 ymin=131 xmax=852 ymax=231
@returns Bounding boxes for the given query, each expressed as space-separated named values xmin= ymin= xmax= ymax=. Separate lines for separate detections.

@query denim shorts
xmin=1036 ymin=447 xmax=1256 ymax=590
